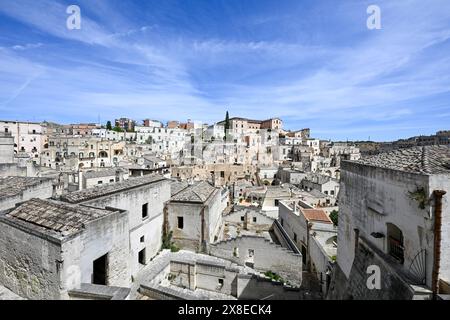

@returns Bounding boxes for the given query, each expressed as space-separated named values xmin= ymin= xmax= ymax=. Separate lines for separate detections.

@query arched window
xmin=99 ymin=151 xmax=108 ymax=158
xmin=387 ymin=223 xmax=404 ymax=264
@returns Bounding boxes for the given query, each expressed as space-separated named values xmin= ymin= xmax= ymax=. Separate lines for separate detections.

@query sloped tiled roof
xmin=0 ymin=177 xmax=52 ymax=201
xmin=5 ymin=198 xmax=116 ymax=237
xmin=351 ymin=145 xmax=450 ymax=175
xmin=170 ymin=181 xmax=216 ymax=203
xmin=170 ymin=180 xmax=189 ymax=196
xmin=61 ymin=174 xmax=166 ymax=203
xmin=301 ymin=208 xmax=332 ymax=223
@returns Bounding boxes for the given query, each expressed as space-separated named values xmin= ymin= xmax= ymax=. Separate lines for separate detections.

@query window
xmin=293 ymin=233 xmax=297 ymax=242
xmin=218 ymin=278 xmax=224 ymax=287
xmin=253 ymin=217 xmax=257 ymax=223
xmin=177 ymin=216 xmax=184 ymax=229
xmin=274 ymin=199 xmax=279 ymax=206
xmin=4 ymin=128 xmax=8 ymax=133
xmin=241 ymin=216 xmax=245 ymax=222
xmin=280 ymin=218 xmax=284 ymax=226
xmin=140 ymin=236 xmax=145 ymax=243
xmin=109 ymin=179 xmax=114 ymax=183
xmin=142 ymin=203 xmax=148 ymax=219
xmin=138 ymin=249 xmax=146 ymax=265
xmin=97 ymin=181 xmax=103 ymax=185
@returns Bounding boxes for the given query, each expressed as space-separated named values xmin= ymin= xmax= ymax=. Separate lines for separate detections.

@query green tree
xmin=330 ymin=210 xmax=339 ymax=226
xmin=224 ymin=111 xmax=230 ymax=135
xmin=112 ymin=126 xmax=123 ymax=132
xmin=106 ymin=121 xmax=112 ymax=130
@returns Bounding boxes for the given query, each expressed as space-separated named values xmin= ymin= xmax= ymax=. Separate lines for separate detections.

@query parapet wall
xmin=328 ymin=237 xmax=428 ymax=300
xmin=209 ymin=235 xmax=302 ymax=286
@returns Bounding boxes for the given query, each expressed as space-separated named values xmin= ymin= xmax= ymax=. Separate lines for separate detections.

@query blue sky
xmin=0 ymin=0 xmax=450 ymax=141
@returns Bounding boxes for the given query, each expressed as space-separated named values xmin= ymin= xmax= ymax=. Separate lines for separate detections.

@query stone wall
xmin=167 ymin=189 xmax=223 ymax=252
xmin=59 ymin=209 xmax=131 ymax=298
xmin=328 ymin=237 xmax=426 ymax=300
xmin=225 ymin=208 xmax=274 ymax=230
xmin=167 ymin=202 xmax=203 ymax=252
xmin=209 ymin=235 xmax=302 ymax=286
xmin=237 ymin=274 xmax=315 ymax=300
xmin=0 ymin=163 xmax=26 ymax=177
xmin=81 ymin=180 xmax=170 ymax=276
xmin=0 ymin=179 xmax=54 ymax=211
xmin=195 ymin=261 xmax=238 ymax=296
xmin=309 ymin=235 xmax=334 ymax=294
xmin=338 ymin=161 xmax=434 ymax=286
xmin=0 ymin=218 xmax=62 ymax=299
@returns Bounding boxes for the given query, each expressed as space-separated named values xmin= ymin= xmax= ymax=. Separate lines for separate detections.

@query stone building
xmin=210 ymin=235 xmax=303 ymax=287
xmin=301 ymin=173 xmax=340 ymax=197
xmin=142 ymin=119 xmax=163 ymax=128
xmin=165 ymin=181 xmax=226 ymax=252
xmin=115 ymin=118 xmax=136 ymax=132
xmin=42 ymin=136 xmax=127 ymax=170
xmin=278 ymin=167 xmax=308 ymax=185
xmin=136 ymin=249 xmax=306 ymax=300
xmin=0 ymin=198 xmax=130 ymax=299
xmin=0 ymin=120 xmax=47 ymax=161
xmin=61 ymin=175 xmax=171 ymax=277
xmin=0 ymin=176 xmax=54 ymax=211
xmin=79 ymin=168 xmax=129 ymax=190
xmin=0 ymin=132 xmax=14 ymax=164
xmin=278 ymin=201 xmax=337 ymax=295
xmin=332 ymin=146 xmax=450 ymax=299
xmin=217 ymin=117 xmax=283 ymax=137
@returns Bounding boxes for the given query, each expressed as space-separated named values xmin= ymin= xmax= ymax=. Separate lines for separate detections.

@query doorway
xmin=93 ymin=253 xmax=108 ymax=285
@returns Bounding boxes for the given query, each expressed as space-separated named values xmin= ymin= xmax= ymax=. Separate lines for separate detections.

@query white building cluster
xmin=3 ymin=115 xmax=448 ymax=300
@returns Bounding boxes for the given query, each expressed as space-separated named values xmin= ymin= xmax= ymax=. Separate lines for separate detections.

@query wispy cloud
xmin=0 ymin=0 xmax=449 ymax=140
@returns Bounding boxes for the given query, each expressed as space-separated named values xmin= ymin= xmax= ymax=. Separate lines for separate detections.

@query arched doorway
xmin=387 ymin=223 xmax=404 ymax=264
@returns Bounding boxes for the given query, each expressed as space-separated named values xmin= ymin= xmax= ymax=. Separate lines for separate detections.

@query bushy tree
xmin=330 ymin=210 xmax=339 ymax=226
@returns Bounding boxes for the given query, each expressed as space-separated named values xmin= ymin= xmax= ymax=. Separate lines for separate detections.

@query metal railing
xmin=388 ymin=236 xmax=405 ymax=263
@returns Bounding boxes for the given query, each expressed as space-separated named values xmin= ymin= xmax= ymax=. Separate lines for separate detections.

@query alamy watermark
xmin=66 ymin=5 xmax=81 ymax=30
xmin=366 ymin=265 xmax=381 ymax=289
xmin=367 ymin=5 xmax=381 ymax=30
